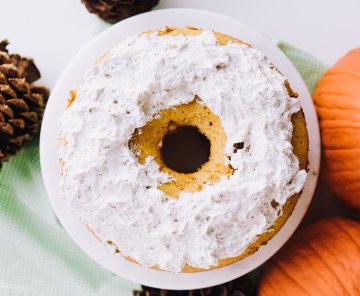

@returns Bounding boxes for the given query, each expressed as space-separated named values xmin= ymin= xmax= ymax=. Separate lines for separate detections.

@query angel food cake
xmin=58 ymin=27 xmax=308 ymax=272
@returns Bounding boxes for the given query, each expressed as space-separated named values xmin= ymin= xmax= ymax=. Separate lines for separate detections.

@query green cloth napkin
xmin=0 ymin=42 xmax=327 ymax=296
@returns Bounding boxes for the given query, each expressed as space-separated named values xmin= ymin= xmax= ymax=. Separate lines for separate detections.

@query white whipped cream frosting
xmin=59 ymin=30 xmax=307 ymax=272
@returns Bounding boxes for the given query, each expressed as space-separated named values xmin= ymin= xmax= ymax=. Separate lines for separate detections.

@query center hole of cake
xmin=160 ymin=125 xmax=210 ymax=174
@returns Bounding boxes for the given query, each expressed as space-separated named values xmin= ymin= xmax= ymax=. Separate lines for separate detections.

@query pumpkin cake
xmin=58 ymin=27 xmax=309 ymax=272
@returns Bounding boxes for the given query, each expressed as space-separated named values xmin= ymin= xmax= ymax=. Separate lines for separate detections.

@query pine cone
xmin=133 ymin=275 xmax=254 ymax=296
xmin=0 ymin=39 xmax=49 ymax=166
xmin=81 ymin=0 xmax=159 ymax=23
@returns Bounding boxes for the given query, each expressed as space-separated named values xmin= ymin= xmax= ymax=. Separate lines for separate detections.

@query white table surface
xmin=0 ymin=0 xmax=359 ymax=226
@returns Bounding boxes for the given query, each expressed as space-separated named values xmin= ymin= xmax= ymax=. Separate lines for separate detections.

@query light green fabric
xmin=0 ymin=42 xmax=327 ymax=296
xmin=278 ymin=43 xmax=328 ymax=94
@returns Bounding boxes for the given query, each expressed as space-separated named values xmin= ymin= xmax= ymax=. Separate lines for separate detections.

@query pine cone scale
xmin=0 ymin=84 xmax=17 ymax=97
xmin=15 ymin=57 xmax=41 ymax=83
xmin=0 ymin=94 xmax=6 ymax=104
xmin=30 ymin=85 xmax=50 ymax=98
xmin=20 ymin=111 xmax=38 ymax=123
xmin=8 ymin=118 xmax=25 ymax=129
xmin=7 ymin=99 xmax=30 ymax=111
xmin=0 ymin=40 xmax=9 ymax=52
xmin=0 ymin=64 xmax=20 ymax=78
xmin=0 ymin=104 xmax=14 ymax=118
xmin=0 ymin=52 xmax=10 ymax=64
xmin=81 ymin=0 xmax=159 ymax=23
xmin=0 ymin=73 xmax=7 ymax=85
xmin=0 ymin=122 xmax=13 ymax=135
xmin=24 ymin=93 xmax=44 ymax=108
xmin=8 ymin=78 xmax=29 ymax=94
xmin=0 ymin=39 xmax=49 ymax=167
xmin=9 ymin=134 xmax=30 ymax=147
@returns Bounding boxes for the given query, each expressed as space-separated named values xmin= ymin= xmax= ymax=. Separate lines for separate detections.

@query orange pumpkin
xmin=313 ymin=49 xmax=360 ymax=211
xmin=258 ymin=218 xmax=360 ymax=296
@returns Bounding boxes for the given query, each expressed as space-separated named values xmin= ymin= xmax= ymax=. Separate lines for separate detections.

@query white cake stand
xmin=40 ymin=8 xmax=320 ymax=290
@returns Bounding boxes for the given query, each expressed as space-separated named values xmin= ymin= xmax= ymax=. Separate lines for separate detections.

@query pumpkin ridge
xmin=316 ymin=106 xmax=360 ymax=115
xmin=270 ymin=257 xmax=311 ymax=295
xmin=314 ymin=90 xmax=360 ymax=101
xmin=324 ymin=148 xmax=360 ymax=153
xmin=328 ymin=168 xmax=356 ymax=173
xmin=325 ymin=149 xmax=360 ymax=165
xmin=322 ymin=119 xmax=360 ymax=130
xmin=314 ymin=96 xmax=360 ymax=107
xmin=320 ymin=120 xmax=360 ymax=127
xmin=299 ymin=230 xmax=352 ymax=296
xmin=320 ymin=125 xmax=360 ymax=131
xmin=296 ymin=232 xmax=343 ymax=295
xmin=322 ymin=70 xmax=360 ymax=81
xmin=314 ymin=92 xmax=360 ymax=102
xmin=323 ymin=158 xmax=360 ymax=173
xmin=324 ymin=167 xmax=360 ymax=174
xmin=321 ymin=141 xmax=360 ymax=150
xmin=316 ymin=72 xmax=360 ymax=83
xmin=324 ymin=171 xmax=360 ymax=183
xmin=288 ymin=234 xmax=334 ymax=294
xmin=324 ymin=177 xmax=360 ymax=195
xmin=325 ymin=186 xmax=360 ymax=210
xmin=322 ymin=144 xmax=360 ymax=151
xmin=321 ymin=123 xmax=360 ymax=128
xmin=313 ymin=86 xmax=360 ymax=100
xmin=331 ymin=219 xmax=360 ymax=250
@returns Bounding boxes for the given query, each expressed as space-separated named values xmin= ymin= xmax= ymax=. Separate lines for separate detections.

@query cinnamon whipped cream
xmin=58 ymin=30 xmax=307 ymax=272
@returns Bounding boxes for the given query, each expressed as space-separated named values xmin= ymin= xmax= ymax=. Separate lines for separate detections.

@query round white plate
xmin=40 ymin=8 xmax=320 ymax=290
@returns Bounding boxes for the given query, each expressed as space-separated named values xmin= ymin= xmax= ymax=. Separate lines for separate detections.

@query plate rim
xmin=40 ymin=7 xmax=320 ymax=290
